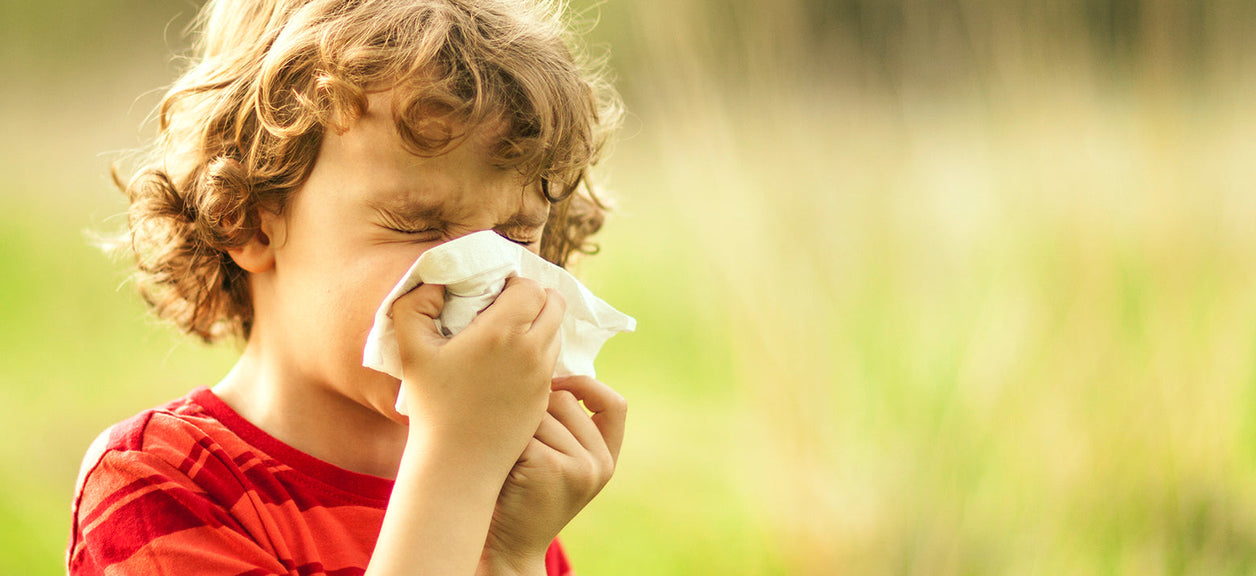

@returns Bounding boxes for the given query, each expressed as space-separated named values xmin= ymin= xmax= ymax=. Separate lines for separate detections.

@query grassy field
xmin=5 ymin=1 xmax=1256 ymax=575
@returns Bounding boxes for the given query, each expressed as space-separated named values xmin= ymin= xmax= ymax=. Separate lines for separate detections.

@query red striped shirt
xmin=68 ymin=387 xmax=573 ymax=576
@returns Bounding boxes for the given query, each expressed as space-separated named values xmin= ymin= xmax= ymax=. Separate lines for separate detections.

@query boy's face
xmin=250 ymin=91 xmax=549 ymax=422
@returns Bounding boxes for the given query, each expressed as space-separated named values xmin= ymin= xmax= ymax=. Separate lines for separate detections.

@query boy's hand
xmin=369 ymin=278 xmax=566 ymax=576
xmin=478 ymin=376 xmax=627 ymax=576
xmin=392 ymin=277 xmax=565 ymax=463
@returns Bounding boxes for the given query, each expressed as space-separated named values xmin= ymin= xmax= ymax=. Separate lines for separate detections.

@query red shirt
xmin=68 ymin=387 xmax=573 ymax=575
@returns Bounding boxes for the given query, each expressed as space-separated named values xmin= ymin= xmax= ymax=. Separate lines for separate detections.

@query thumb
xmin=393 ymin=283 xmax=447 ymax=351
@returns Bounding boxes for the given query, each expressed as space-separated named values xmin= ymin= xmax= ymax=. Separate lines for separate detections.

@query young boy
xmin=68 ymin=1 xmax=627 ymax=575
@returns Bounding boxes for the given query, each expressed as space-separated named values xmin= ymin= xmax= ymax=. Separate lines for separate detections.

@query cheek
xmin=330 ymin=263 xmax=398 ymax=327
xmin=281 ymin=235 xmax=431 ymax=350
xmin=333 ymin=250 xmax=427 ymax=334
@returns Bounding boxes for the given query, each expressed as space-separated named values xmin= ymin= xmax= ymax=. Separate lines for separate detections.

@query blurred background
xmin=4 ymin=0 xmax=1256 ymax=574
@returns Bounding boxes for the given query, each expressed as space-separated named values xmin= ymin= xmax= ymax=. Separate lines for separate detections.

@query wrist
xmin=476 ymin=548 xmax=547 ymax=576
xmin=405 ymin=405 xmax=536 ymax=468
xmin=405 ymin=417 xmax=524 ymax=473
xmin=398 ymin=426 xmax=514 ymax=506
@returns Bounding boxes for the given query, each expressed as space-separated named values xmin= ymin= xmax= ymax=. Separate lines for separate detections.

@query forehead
xmin=340 ymin=91 xmax=510 ymax=170
xmin=314 ymin=91 xmax=546 ymax=221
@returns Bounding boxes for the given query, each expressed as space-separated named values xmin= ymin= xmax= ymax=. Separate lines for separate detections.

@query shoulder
xmin=70 ymin=390 xmax=231 ymax=524
xmin=68 ymin=390 xmax=286 ymax=574
xmin=73 ymin=391 xmax=229 ymax=496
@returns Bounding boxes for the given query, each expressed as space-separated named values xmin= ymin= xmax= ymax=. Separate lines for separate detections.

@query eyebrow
xmin=368 ymin=199 xmax=445 ymax=228
xmin=367 ymin=198 xmax=549 ymax=230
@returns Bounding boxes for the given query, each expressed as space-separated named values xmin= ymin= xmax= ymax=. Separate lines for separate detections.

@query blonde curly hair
xmin=118 ymin=0 xmax=621 ymax=343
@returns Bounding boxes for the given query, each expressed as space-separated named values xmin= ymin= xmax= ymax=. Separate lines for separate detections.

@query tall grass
xmin=565 ymin=1 xmax=1256 ymax=574
xmin=578 ymin=93 xmax=1256 ymax=574
xmin=4 ymin=1 xmax=1256 ymax=575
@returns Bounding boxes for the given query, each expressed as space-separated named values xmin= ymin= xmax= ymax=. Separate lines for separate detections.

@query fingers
xmin=531 ymin=389 xmax=618 ymax=493
xmin=530 ymin=288 xmax=566 ymax=337
xmin=531 ymin=407 xmax=584 ymax=456
xmin=392 ymin=283 xmax=447 ymax=348
xmin=545 ymin=390 xmax=604 ymax=455
xmin=550 ymin=377 xmax=627 ymax=464
xmin=392 ymin=282 xmax=445 ymax=320
xmin=475 ymin=277 xmax=552 ymax=335
xmin=534 ymin=289 xmax=565 ymax=366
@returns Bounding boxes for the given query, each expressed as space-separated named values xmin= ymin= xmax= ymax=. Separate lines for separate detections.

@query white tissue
xmin=362 ymin=230 xmax=636 ymax=415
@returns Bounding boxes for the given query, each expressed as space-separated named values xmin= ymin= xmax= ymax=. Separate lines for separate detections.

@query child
xmin=68 ymin=0 xmax=627 ymax=574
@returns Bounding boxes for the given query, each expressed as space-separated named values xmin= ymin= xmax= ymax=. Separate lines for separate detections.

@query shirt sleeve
xmin=68 ymin=445 xmax=288 ymax=576
xmin=545 ymin=538 xmax=575 ymax=576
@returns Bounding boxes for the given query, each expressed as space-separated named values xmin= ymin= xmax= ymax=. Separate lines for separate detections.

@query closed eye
xmin=384 ymin=225 xmax=442 ymax=241
xmin=497 ymin=231 xmax=538 ymax=246
xmin=386 ymin=225 xmax=433 ymax=233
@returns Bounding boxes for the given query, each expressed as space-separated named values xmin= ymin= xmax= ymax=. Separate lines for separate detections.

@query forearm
xmin=366 ymin=429 xmax=518 ymax=576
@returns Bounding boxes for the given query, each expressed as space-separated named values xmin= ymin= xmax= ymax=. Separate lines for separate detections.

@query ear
xmin=227 ymin=208 xmax=283 ymax=273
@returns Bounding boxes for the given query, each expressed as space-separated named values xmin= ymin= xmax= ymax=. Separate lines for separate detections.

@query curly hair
xmin=117 ymin=0 xmax=622 ymax=343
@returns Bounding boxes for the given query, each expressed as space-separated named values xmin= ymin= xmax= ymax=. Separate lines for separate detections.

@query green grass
xmin=564 ymin=87 xmax=1256 ymax=575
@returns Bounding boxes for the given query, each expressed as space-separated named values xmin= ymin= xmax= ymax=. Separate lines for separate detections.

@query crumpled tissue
xmin=362 ymin=230 xmax=636 ymax=415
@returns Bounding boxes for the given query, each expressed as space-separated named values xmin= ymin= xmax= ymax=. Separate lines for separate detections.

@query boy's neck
xmin=212 ymin=344 xmax=410 ymax=479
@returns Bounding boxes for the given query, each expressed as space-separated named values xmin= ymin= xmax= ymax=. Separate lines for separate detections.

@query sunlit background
xmin=5 ymin=0 xmax=1256 ymax=574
